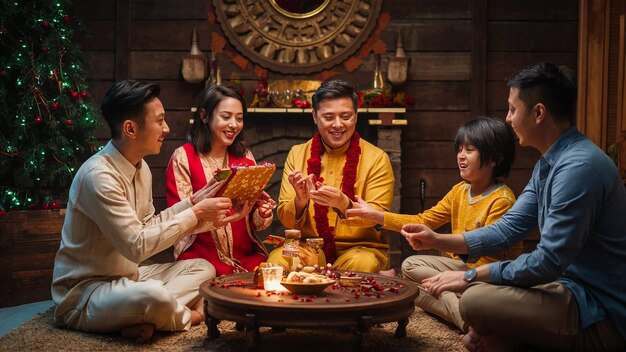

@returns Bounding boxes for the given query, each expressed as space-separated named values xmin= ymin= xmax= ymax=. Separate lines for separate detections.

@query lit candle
xmin=261 ymin=266 xmax=284 ymax=291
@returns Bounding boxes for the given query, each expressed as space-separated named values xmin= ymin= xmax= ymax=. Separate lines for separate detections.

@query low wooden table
xmin=200 ymin=271 xmax=419 ymax=349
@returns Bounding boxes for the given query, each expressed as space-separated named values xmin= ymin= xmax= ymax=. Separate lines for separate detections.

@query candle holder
xmin=261 ymin=265 xmax=284 ymax=291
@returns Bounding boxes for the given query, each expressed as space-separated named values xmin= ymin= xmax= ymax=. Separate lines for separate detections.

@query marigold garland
xmin=306 ymin=132 xmax=361 ymax=263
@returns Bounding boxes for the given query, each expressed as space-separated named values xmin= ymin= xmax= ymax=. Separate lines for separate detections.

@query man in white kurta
xmin=52 ymin=80 xmax=236 ymax=341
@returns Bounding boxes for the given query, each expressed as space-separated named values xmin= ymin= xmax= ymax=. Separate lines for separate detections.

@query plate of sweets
xmin=280 ymin=267 xmax=336 ymax=295
xmin=336 ymin=272 xmax=364 ymax=287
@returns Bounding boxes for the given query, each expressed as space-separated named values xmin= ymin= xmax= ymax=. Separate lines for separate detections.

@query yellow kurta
xmin=275 ymin=137 xmax=395 ymax=271
xmin=385 ymin=181 xmax=522 ymax=267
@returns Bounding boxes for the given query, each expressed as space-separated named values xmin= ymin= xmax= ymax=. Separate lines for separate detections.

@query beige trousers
xmin=460 ymin=281 xmax=625 ymax=351
xmin=401 ymin=255 xmax=469 ymax=331
xmin=62 ymin=258 xmax=214 ymax=333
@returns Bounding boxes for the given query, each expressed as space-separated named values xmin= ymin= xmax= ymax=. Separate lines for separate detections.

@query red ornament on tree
xmin=80 ymin=91 xmax=88 ymax=98
xmin=48 ymin=201 xmax=61 ymax=209
xmin=51 ymin=102 xmax=59 ymax=110
xmin=34 ymin=116 xmax=43 ymax=124
xmin=40 ymin=202 xmax=49 ymax=210
xmin=0 ymin=70 xmax=7 ymax=78
xmin=70 ymin=91 xmax=79 ymax=100
xmin=66 ymin=119 xmax=74 ymax=126
xmin=40 ymin=47 xmax=49 ymax=53
xmin=28 ymin=203 xmax=40 ymax=210
xmin=0 ymin=26 xmax=7 ymax=33
xmin=40 ymin=21 xmax=50 ymax=28
xmin=63 ymin=15 xmax=70 ymax=23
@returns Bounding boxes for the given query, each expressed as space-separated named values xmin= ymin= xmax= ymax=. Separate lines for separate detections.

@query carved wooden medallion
xmin=212 ymin=0 xmax=382 ymax=74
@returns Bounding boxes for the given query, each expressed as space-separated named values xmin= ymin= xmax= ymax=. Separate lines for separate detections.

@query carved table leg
xmin=395 ymin=318 xmax=409 ymax=338
xmin=204 ymin=300 xmax=220 ymax=339
xmin=244 ymin=313 xmax=260 ymax=350
xmin=354 ymin=315 xmax=372 ymax=351
xmin=207 ymin=315 xmax=221 ymax=339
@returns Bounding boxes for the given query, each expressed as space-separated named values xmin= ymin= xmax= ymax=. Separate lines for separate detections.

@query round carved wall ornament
xmin=212 ymin=0 xmax=383 ymax=74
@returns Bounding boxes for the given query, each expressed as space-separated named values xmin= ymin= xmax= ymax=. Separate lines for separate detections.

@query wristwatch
xmin=463 ymin=268 xmax=478 ymax=283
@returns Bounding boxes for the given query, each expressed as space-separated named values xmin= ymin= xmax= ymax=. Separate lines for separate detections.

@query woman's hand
xmin=256 ymin=191 xmax=276 ymax=218
xmin=215 ymin=200 xmax=254 ymax=227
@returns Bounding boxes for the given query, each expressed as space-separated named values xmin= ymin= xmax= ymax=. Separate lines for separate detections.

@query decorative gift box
xmin=213 ymin=162 xmax=276 ymax=204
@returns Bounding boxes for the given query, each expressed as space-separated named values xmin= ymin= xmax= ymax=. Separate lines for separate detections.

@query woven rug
xmin=0 ymin=307 xmax=464 ymax=351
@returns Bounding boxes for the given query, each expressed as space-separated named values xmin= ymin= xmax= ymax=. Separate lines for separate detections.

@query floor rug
xmin=0 ymin=307 xmax=465 ymax=351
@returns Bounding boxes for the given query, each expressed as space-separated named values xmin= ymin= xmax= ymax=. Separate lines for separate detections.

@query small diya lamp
xmin=253 ymin=262 xmax=284 ymax=290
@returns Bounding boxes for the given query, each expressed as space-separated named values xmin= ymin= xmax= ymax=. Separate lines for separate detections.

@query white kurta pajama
xmin=52 ymin=141 xmax=216 ymax=333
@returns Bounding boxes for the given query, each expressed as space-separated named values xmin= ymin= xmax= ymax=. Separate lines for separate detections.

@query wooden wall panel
xmin=406 ymin=53 xmax=471 ymax=81
xmin=403 ymin=82 xmax=471 ymax=110
xmin=404 ymin=112 xmax=470 ymax=140
xmin=164 ymin=110 xmax=194 ymax=140
xmin=386 ymin=0 xmax=471 ymax=19
xmin=488 ymin=22 xmax=578 ymax=52
xmin=488 ymin=0 xmax=578 ymax=20
xmin=131 ymin=51 xmax=185 ymax=80
xmin=487 ymin=53 xmax=578 ymax=81
xmin=74 ymin=0 xmax=116 ymax=20
xmin=76 ymin=20 xmax=116 ymax=51
xmin=131 ymin=0 xmax=210 ymax=20
xmin=383 ymin=21 xmax=472 ymax=51
xmin=486 ymin=81 xmax=510 ymax=111
xmin=85 ymin=52 xmax=116 ymax=80
xmin=129 ymin=21 xmax=213 ymax=51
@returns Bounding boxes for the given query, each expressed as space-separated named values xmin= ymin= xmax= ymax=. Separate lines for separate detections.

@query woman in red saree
xmin=166 ymin=85 xmax=275 ymax=275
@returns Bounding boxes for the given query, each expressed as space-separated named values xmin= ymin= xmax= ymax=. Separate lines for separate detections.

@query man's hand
xmin=422 ymin=271 xmax=468 ymax=298
xmin=193 ymin=197 xmax=232 ymax=222
xmin=400 ymin=223 xmax=439 ymax=251
xmin=255 ymin=191 xmax=276 ymax=218
xmin=344 ymin=196 xmax=383 ymax=224
xmin=309 ymin=185 xmax=351 ymax=212
xmin=298 ymin=246 xmax=319 ymax=266
xmin=288 ymin=170 xmax=311 ymax=204
xmin=191 ymin=178 xmax=224 ymax=205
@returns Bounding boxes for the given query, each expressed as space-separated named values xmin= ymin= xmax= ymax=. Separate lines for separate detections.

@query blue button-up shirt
xmin=463 ymin=127 xmax=626 ymax=339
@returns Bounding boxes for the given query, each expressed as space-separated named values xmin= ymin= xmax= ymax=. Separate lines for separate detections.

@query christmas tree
xmin=0 ymin=0 xmax=100 ymax=212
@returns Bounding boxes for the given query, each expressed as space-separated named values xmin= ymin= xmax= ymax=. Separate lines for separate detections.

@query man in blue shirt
xmin=401 ymin=63 xmax=626 ymax=351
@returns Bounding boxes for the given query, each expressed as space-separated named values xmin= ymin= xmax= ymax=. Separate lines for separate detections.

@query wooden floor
xmin=0 ymin=300 xmax=53 ymax=338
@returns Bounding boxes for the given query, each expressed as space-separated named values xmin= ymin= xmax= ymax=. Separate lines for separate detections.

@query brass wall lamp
xmin=181 ymin=27 xmax=208 ymax=84
xmin=387 ymin=31 xmax=408 ymax=85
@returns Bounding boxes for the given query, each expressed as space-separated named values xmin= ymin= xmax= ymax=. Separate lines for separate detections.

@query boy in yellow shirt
xmin=346 ymin=116 xmax=521 ymax=331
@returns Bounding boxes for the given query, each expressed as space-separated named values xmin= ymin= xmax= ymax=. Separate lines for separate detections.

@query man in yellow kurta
xmin=268 ymin=80 xmax=394 ymax=273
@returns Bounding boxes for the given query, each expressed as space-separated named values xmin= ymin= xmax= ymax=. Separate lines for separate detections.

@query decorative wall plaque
xmin=212 ymin=0 xmax=382 ymax=74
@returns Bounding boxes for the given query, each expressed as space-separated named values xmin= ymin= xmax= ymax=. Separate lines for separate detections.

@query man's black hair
xmin=311 ymin=79 xmax=358 ymax=111
xmin=101 ymin=80 xmax=161 ymax=140
xmin=506 ymin=62 xmax=577 ymax=124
